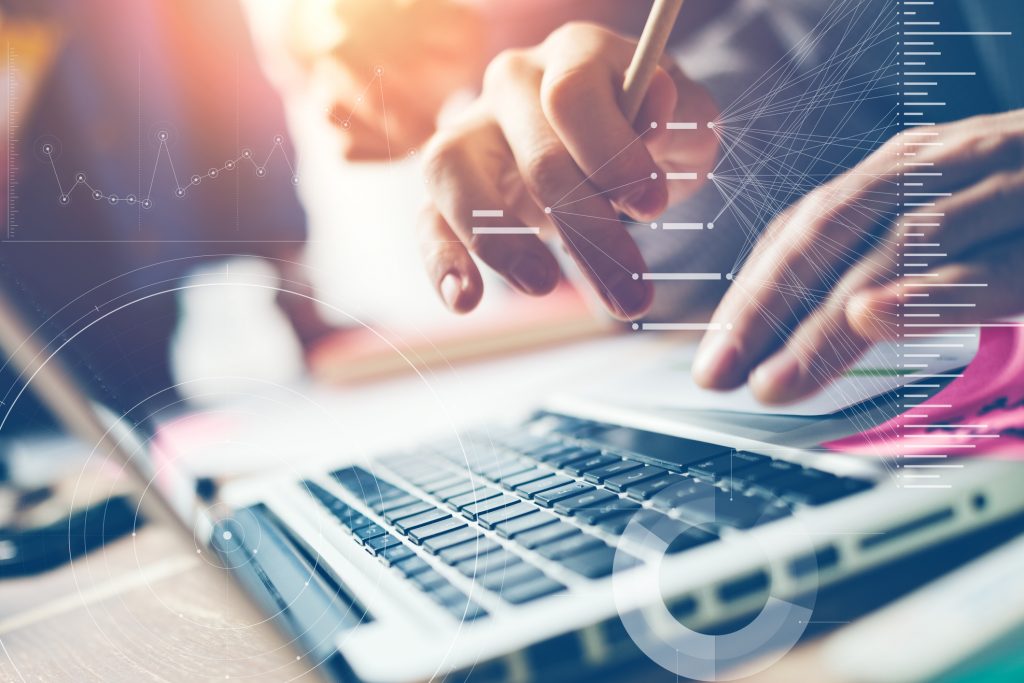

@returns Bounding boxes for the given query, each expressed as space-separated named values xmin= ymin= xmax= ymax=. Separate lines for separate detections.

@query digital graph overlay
xmin=888 ymin=0 xmax=1013 ymax=485
xmin=41 ymin=131 xmax=298 ymax=210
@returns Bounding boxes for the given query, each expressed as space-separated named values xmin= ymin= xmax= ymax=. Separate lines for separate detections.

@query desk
xmin=0 ymin=334 xmax=1014 ymax=682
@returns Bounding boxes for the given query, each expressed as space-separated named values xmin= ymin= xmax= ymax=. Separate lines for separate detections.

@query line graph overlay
xmin=42 ymin=132 xmax=298 ymax=209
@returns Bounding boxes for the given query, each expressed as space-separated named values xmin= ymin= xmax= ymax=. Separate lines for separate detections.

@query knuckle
xmin=483 ymin=48 xmax=529 ymax=91
xmin=523 ymin=142 xmax=571 ymax=194
xmin=546 ymin=21 xmax=604 ymax=47
xmin=421 ymin=134 xmax=467 ymax=185
xmin=539 ymin=67 xmax=590 ymax=120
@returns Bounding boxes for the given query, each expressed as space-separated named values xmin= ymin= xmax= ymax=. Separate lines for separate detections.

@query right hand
xmin=418 ymin=22 xmax=720 ymax=319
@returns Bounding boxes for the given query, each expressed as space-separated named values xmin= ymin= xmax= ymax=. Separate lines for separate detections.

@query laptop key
xmin=573 ymin=499 xmax=641 ymax=526
xmin=408 ymin=517 xmax=467 ymax=544
xmin=374 ymin=494 xmax=421 ymax=514
xmin=649 ymin=477 xmax=712 ymax=512
xmin=438 ymin=536 xmax=501 ymax=565
xmin=540 ymin=448 xmax=601 ymax=467
xmin=500 ymin=469 xmax=556 ymax=490
xmin=595 ymin=511 xmax=639 ymax=536
xmin=582 ymin=460 xmax=643 ymax=484
xmin=534 ymin=533 xmax=605 ymax=562
xmin=394 ymin=508 xmax=450 ymax=534
xmin=421 ymin=526 xmax=481 ymax=554
xmin=751 ymin=469 xmax=873 ymax=506
xmin=353 ymin=523 xmax=388 ymax=544
xmin=562 ymin=453 xmax=620 ymax=477
xmin=495 ymin=511 xmax=558 ymax=539
xmin=729 ymin=459 xmax=801 ymax=490
xmin=364 ymin=533 xmax=402 ymax=554
xmin=410 ymin=569 xmax=450 ymax=591
xmin=384 ymin=500 xmax=434 ymax=524
xmin=533 ymin=482 xmax=597 ymax=507
xmin=603 ymin=465 xmax=667 ymax=492
xmin=515 ymin=475 xmax=574 ymax=498
xmin=625 ymin=474 xmax=682 ymax=501
xmin=628 ymin=510 xmax=717 ymax=553
xmin=478 ymin=562 xmax=545 ymax=592
xmin=671 ymin=489 xmax=788 ymax=529
xmin=378 ymin=542 xmax=416 ymax=566
xmin=477 ymin=460 xmax=534 ymax=481
xmin=394 ymin=554 xmax=431 ymax=576
xmin=445 ymin=487 xmax=502 ymax=511
xmin=461 ymin=494 xmax=519 ymax=520
xmin=513 ymin=521 xmax=580 ymax=550
xmin=456 ymin=549 xmax=521 ymax=578
xmin=477 ymin=501 xmax=537 ymax=530
xmin=552 ymin=489 xmax=618 ymax=515
xmin=497 ymin=575 xmax=566 ymax=604
xmin=560 ymin=545 xmax=639 ymax=579
xmin=688 ymin=451 xmax=769 ymax=482
xmin=419 ymin=475 xmax=468 ymax=497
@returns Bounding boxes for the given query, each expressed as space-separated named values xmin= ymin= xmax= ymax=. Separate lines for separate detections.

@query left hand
xmin=693 ymin=108 xmax=1024 ymax=404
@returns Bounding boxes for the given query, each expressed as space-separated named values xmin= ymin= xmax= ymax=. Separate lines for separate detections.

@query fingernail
xmin=440 ymin=272 xmax=463 ymax=310
xmin=693 ymin=334 xmax=740 ymax=388
xmin=750 ymin=351 xmax=803 ymax=403
xmin=602 ymin=274 xmax=651 ymax=318
xmin=508 ymin=256 xmax=554 ymax=295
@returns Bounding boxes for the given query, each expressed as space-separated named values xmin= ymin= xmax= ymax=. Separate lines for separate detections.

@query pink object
xmin=826 ymin=327 xmax=1024 ymax=457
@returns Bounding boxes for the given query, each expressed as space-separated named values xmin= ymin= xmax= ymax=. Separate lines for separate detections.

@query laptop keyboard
xmin=301 ymin=416 xmax=873 ymax=623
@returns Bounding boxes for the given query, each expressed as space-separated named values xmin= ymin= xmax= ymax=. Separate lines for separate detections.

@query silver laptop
xmin=2 ymin=279 xmax=1022 ymax=683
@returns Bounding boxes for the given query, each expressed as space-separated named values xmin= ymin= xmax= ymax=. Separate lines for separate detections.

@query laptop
xmin=2 ymin=274 xmax=1023 ymax=683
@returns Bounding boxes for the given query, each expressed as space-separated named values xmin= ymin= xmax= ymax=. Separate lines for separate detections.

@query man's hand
xmin=694 ymin=109 xmax=1024 ymax=404
xmin=418 ymin=22 xmax=719 ymax=318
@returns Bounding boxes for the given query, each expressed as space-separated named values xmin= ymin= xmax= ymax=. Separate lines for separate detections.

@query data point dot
xmin=544 ymin=206 xmax=551 ymax=214
xmin=707 ymin=172 xmax=715 ymax=180
xmin=209 ymin=168 xmax=218 ymax=178
xmin=650 ymin=121 xmax=658 ymax=129
xmin=274 ymin=135 xmax=284 ymax=144
xmin=126 ymin=195 xmax=136 ymax=204
xmin=726 ymin=323 xmax=734 ymax=331
xmin=191 ymin=175 xmax=201 ymax=184
xmin=650 ymin=172 xmax=658 ymax=180
xmin=92 ymin=191 xmax=102 ymax=200
xmin=256 ymin=167 xmax=266 ymax=177
xmin=707 ymin=223 xmax=715 ymax=230
xmin=726 ymin=273 xmax=734 ymax=281
xmin=292 ymin=175 xmax=300 ymax=185
xmin=222 ymin=530 xmax=233 ymax=541
xmin=631 ymin=273 xmax=640 ymax=281
xmin=632 ymin=323 xmax=639 ymax=331
xmin=76 ymin=173 xmax=86 ymax=182
xmin=651 ymin=222 xmax=658 ymax=229
xmin=708 ymin=121 xmax=716 ymax=129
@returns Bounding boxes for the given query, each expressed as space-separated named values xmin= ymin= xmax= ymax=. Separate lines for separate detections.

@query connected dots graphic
xmin=42 ymin=131 xmax=299 ymax=209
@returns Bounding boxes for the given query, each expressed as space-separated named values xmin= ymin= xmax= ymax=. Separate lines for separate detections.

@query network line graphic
xmin=41 ymin=131 xmax=298 ymax=209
